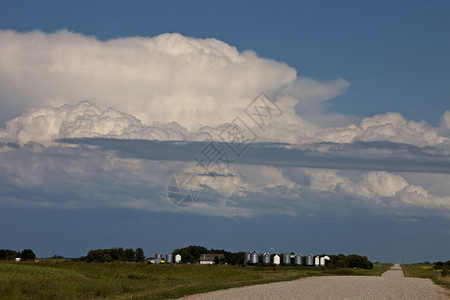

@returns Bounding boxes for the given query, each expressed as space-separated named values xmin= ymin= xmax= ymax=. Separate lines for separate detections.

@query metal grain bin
xmin=283 ymin=252 xmax=291 ymax=264
xmin=244 ymin=252 xmax=251 ymax=264
xmin=155 ymin=252 xmax=163 ymax=264
xmin=262 ymin=252 xmax=270 ymax=264
xmin=295 ymin=253 xmax=302 ymax=265
xmin=250 ymin=250 xmax=259 ymax=264
xmin=166 ymin=252 xmax=173 ymax=264
xmin=273 ymin=254 xmax=280 ymax=265
xmin=305 ymin=253 xmax=313 ymax=266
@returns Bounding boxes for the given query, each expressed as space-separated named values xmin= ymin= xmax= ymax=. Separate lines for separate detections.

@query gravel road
xmin=180 ymin=264 xmax=449 ymax=300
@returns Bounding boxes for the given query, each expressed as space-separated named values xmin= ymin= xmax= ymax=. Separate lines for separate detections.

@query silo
xmin=320 ymin=257 xmax=325 ymax=266
xmin=155 ymin=252 xmax=163 ymax=264
xmin=314 ymin=256 xmax=320 ymax=266
xmin=244 ymin=252 xmax=251 ymax=264
xmin=283 ymin=252 xmax=291 ymax=265
xmin=175 ymin=254 xmax=182 ymax=263
xmin=305 ymin=253 xmax=313 ymax=266
xmin=166 ymin=252 xmax=173 ymax=264
xmin=295 ymin=253 xmax=302 ymax=265
xmin=273 ymin=254 xmax=280 ymax=265
xmin=250 ymin=250 xmax=259 ymax=264
xmin=262 ymin=252 xmax=270 ymax=264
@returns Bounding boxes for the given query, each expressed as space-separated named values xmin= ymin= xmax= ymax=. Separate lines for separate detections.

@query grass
xmin=0 ymin=261 xmax=392 ymax=299
xmin=402 ymin=264 xmax=450 ymax=290
xmin=323 ymin=263 xmax=393 ymax=276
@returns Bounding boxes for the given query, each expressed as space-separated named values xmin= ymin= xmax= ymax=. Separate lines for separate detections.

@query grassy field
xmin=402 ymin=264 xmax=450 ymax=290
xmin=0 ymin=261 xmax=391 ymax=299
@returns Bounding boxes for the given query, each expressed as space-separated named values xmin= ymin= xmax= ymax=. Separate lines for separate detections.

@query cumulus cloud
xmin=293 ymin=168 xmax=450 ymax=217
xmin=0 ymin=29 xmax=356 ymax=144
xmin=0 ymin=29 xmax=299 ymax=129
xmin=0 ymin=101 xmax=256 ymax=145
xmin=2 ymin=29 xmax=448 ymax=148
xmin=1 ymin=99 xmax=449 ymax=161
xmin=308 ymin=112 xmax=448 ymax=146
xmin=0 ymin=101 xmax=186 ymax=144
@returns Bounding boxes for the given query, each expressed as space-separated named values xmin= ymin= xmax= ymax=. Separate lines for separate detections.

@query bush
xmin=327 ymin=254 xmax=373 ymax=269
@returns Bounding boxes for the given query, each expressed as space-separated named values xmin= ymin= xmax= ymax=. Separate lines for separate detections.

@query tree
xmin=20 ymin=249 xmax=36 ymax=260
xmin=117 ymin=248 xmax=126 ymax=261
xmin=347 ymin=254 xmax=373 ymax=269
xmin=125 ymin=248 xmax=135 ymax=261
xmin=101 ymin=254 xmax=113 ymax=262
xmin=135 ymin=248 xmax=145 ymax=262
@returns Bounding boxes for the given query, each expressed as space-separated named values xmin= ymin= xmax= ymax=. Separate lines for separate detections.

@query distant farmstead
xmin=199 ymin=254 xmax=224 ymax=264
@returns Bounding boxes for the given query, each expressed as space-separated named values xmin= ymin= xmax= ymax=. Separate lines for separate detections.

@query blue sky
xmin=0 ymin=1 xmax=449 ymax=262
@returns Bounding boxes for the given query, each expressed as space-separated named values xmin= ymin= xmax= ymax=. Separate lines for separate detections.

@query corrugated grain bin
xmin=283 ymin=252 xmax=291 ymax=264
xmin=295 ymin=253 xmax=302 ymax=265
xmin=244 ymin=252 xmax=251 ymax=264
xmin=166 ymin=252 xmax=173 ymax=264
xmin=305 ymin=253 xmax=313 ymax=266
xmin=262 ymin=252 xmax=270 ymax=264
xmin=315 ymin=256 xmax=320 ymax=266
xmin=273 ymin=254 xmax=280 ymax=265
xmin=155 ymin=252 xmax=163 ymax=264
xmin=250 ymin=250 xmax=259 ymax=264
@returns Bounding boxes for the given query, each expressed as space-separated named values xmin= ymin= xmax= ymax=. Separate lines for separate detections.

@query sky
xmin=0 ymin=0 xmax=449 ymax=263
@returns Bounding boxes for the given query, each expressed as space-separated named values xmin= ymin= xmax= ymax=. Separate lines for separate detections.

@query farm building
xmin=198 ymin=254 xmax=224 ymax=264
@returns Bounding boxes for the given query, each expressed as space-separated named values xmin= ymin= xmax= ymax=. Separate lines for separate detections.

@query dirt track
xmin=180 ymin=264 xmax=449 ymax=300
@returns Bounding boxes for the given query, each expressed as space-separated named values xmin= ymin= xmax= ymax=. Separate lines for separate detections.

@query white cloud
xmin=0 ymin=101 xmax=244 ymax=145
xmin=308 ymin=112 xmax=448 ymax=146
xmin=1 ymin=142 xmax=449 ymax=219
xmin=0 ymin=29 xmax=298 ymax=130
xmin=1 ymin=29 xmax=449 ymax=220
xmin=359 ymin=171 xmax=408 ymax=198
xmin=2 ymin=29 xmax=448 ymax=148
xmin=2 ymin=99 xmax=449 ymax=150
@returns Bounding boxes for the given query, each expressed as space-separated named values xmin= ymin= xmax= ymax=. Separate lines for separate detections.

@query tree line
xmin=0 ymin=249 xmax=36 ymax=260
xmin=78 ymin=247 xmax=145 ymax=263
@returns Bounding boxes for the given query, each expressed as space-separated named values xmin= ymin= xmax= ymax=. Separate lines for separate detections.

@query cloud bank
xmin=1 ymin=142 xmax=449 ymax=219
xmin=1 ymin=100 xmax=449 ymax=150
xmin=0 ymin=29 xmax=349 ymax=133
xmin=0 ymin=29 xmax=449 ymax=220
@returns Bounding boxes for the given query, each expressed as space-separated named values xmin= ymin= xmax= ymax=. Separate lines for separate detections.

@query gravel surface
xmin=180 ymin=264 xmax=449 ymax=300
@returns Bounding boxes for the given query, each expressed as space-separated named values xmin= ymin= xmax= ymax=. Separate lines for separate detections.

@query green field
xmin=0 ymin=261 xmax=391 ymax=299
xmin=402 ymin=264 xmax=450 ymax=290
